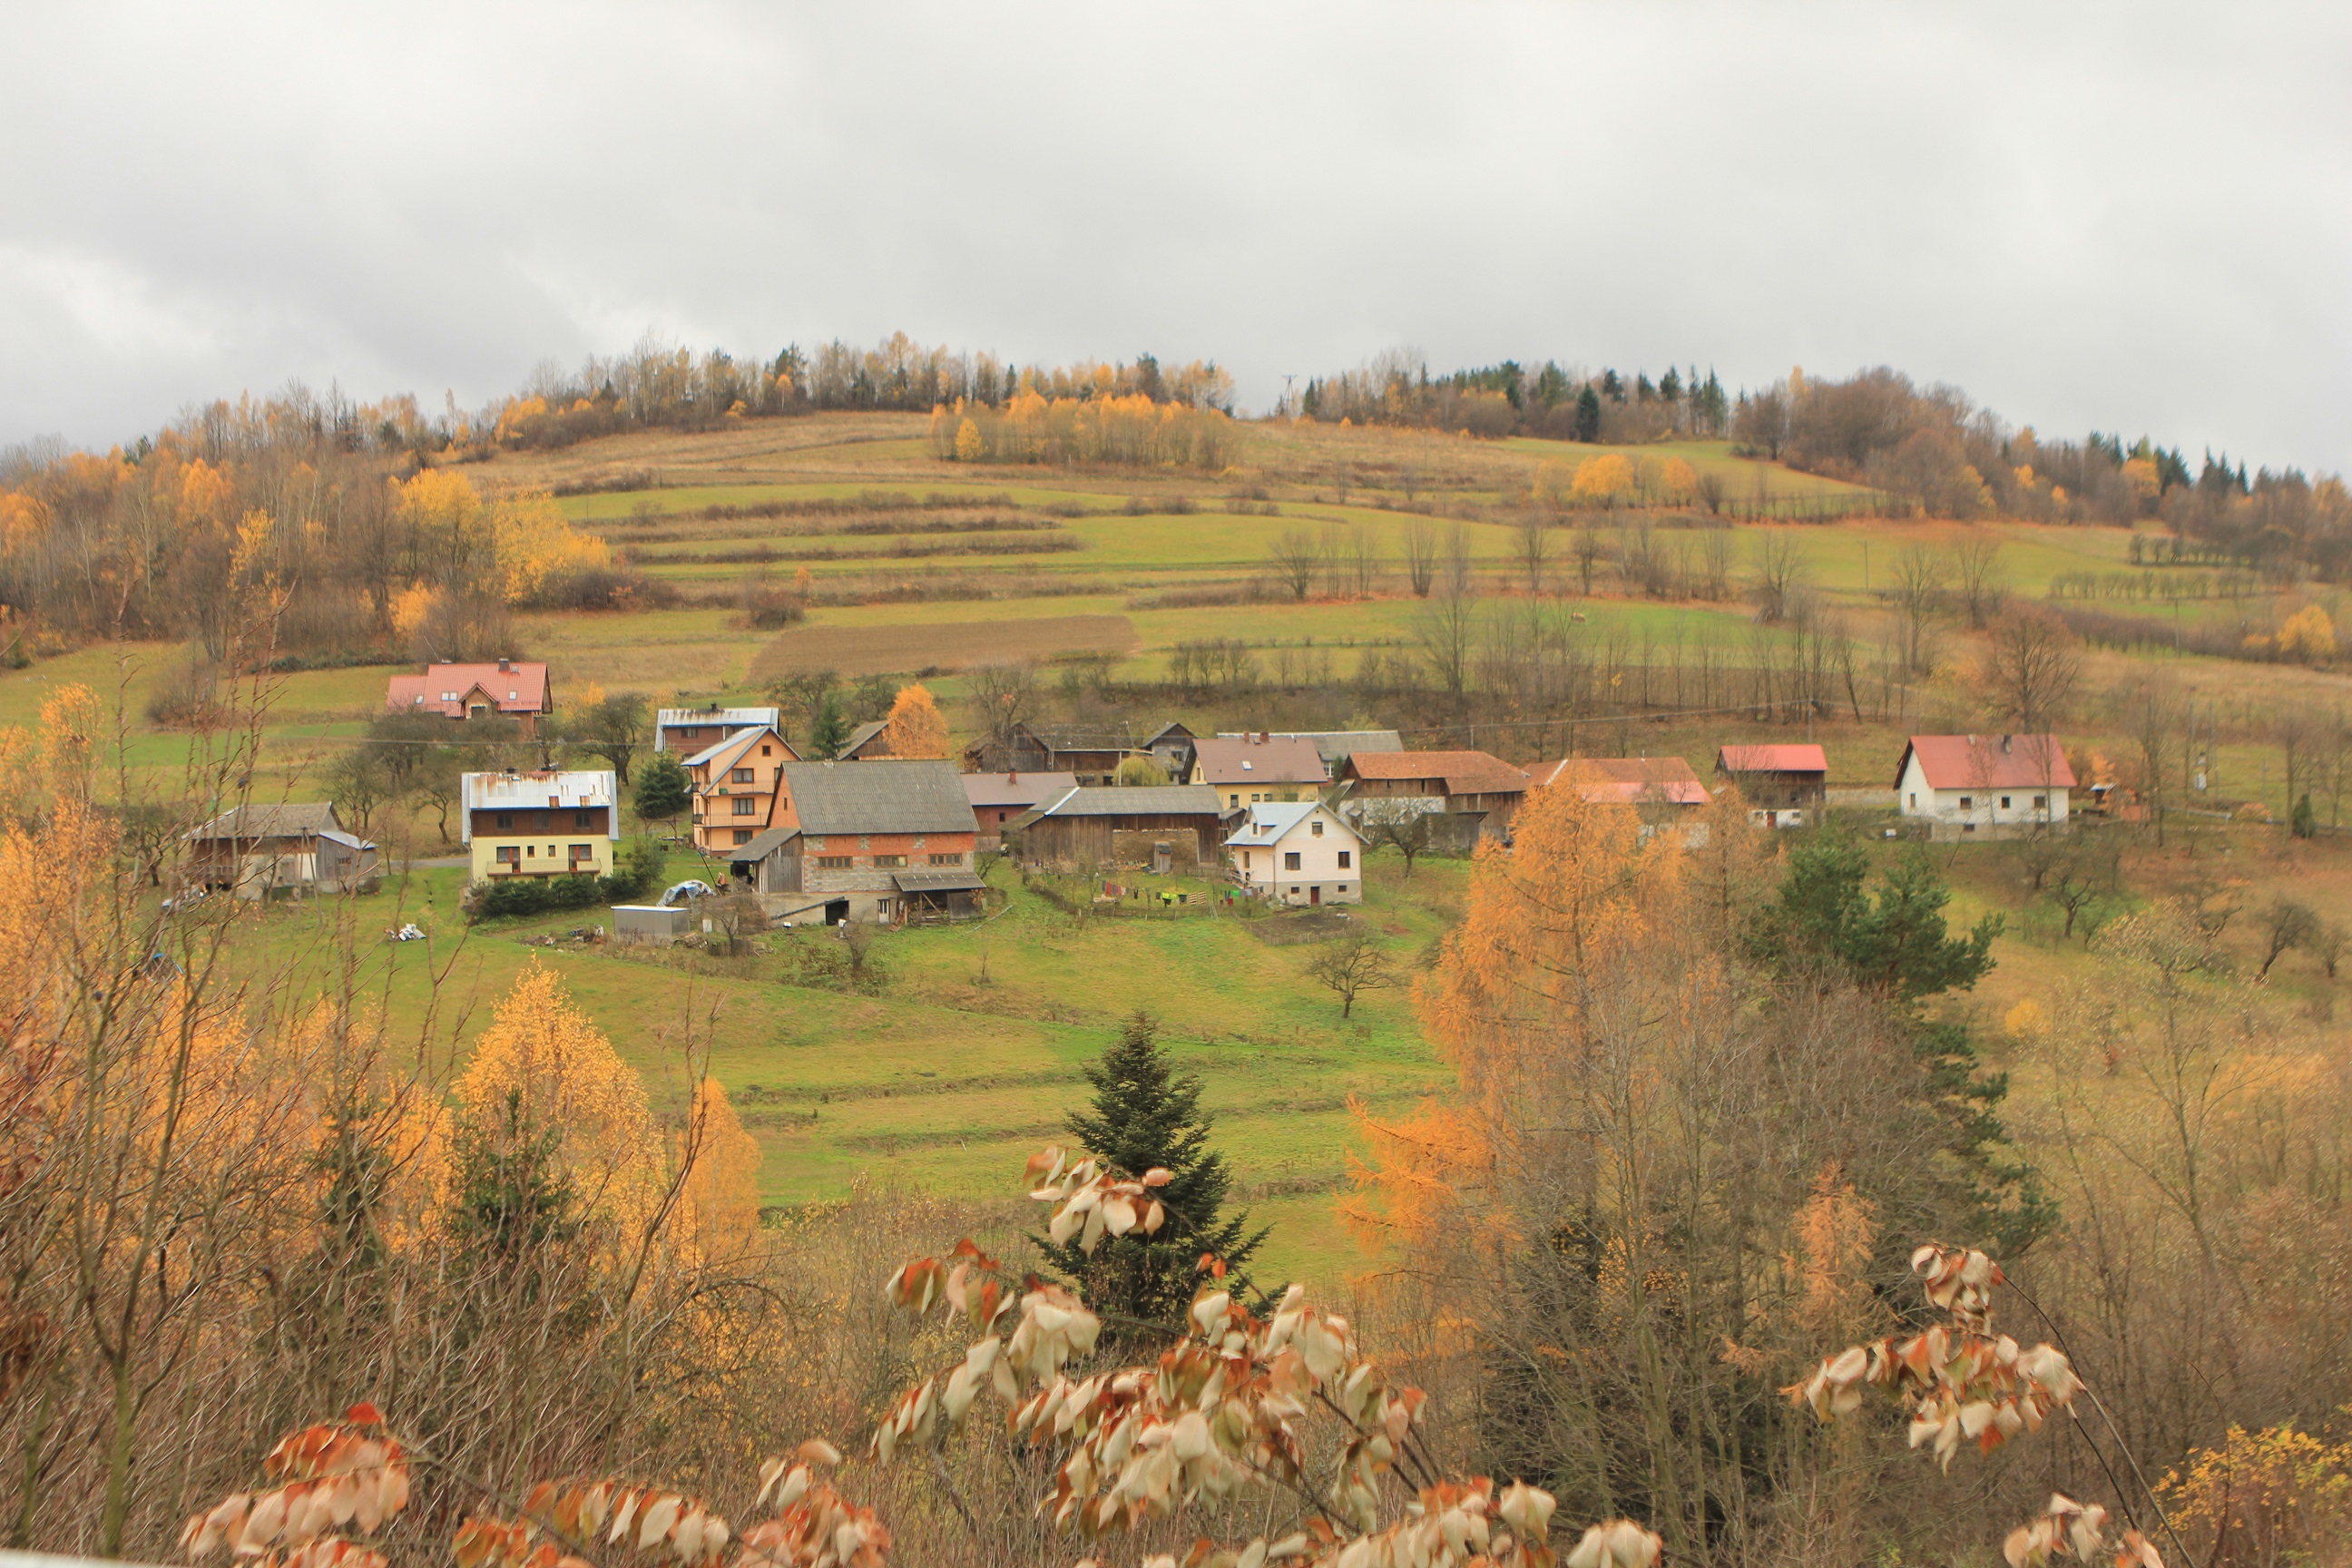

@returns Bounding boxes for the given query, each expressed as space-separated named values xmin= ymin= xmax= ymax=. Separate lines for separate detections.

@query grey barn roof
xmin=729 ymin=827 xmax=799 ymax=861
xmin=894 ymin=869 xmax=987 ymax=893
xmin=1024 ymin=784 xmax=1224 ymax=818
xmin=779 ymin=760 xmax=975 ymax=835
xmin=188 ymin=802 xmax=342 ymax=841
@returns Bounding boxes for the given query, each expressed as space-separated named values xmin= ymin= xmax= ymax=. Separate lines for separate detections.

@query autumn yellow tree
xmin=2277 ymin=603 xmax=2336 ymax=662
xmin=1571 ymin=453 xmax=1635 ymax=509
xmin=486 ymin=488 xmax=612 ymax=605
xmin=451 ymin=959 xmax=662 ymax=1240
xmin=880 ymin=682 xmax=948 ymax=759
xmin=674 ymin=1078 xmax=762 ymax=1263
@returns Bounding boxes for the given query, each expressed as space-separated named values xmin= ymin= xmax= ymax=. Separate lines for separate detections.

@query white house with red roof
xmin=387 ymin=660 xmax=553 ymax=737
xmin=1896 ymin=734 xmax=2073 ymax=838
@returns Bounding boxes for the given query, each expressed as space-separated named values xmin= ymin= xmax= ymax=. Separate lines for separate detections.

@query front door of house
xmin=1309 ymin=885 xmax=1321 ymax=906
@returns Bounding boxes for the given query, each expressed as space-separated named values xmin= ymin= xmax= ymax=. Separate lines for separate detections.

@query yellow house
xmin=461 ymin=769 xmax=619 ymax=882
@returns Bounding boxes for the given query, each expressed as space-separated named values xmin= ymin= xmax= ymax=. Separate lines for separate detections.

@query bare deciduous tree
xmin=1266 ymin=528 xmax=1319 ymax=603
xmin=1951 ymin=535 xmax=2005 ymax=628
xmin=1514 ymin=516 xmax=1553 ymax=594
xmin=1978 ymin=605 xmax=2084 ymax=732
xmin=1303 ymin=930 xmax=1400 ymax=1018
xmin=1402 ymin=519 xmax=1438 ymax=598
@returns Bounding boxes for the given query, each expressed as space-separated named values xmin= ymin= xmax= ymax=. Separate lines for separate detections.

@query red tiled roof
xmin=1345 ymin=750 xmax=1530 ymax=795
xmin=1897 ymin=734 xmax=2076 ymax=791
xmin=1191 ymin=734 xmax=1329 ymax=786
xmin=1716 ymin=743 xmax=1827 ymax=776
xmin=1533 ymin=756 xmax=1710 ymax=807
xmin=386 ymin=662 xmax=550 ymax=718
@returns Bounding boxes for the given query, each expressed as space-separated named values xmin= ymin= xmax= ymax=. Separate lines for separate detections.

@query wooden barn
xmin=1004 ymin=785 xmax=1230 ymax=871
xmin=1714 ymin=743 xmax=1828 ymax=828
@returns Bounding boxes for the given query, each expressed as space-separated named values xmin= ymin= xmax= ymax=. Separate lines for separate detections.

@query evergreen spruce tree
xmin=809 ymin=689 xmax=850 ymax=758
xmin=1573 ymin=386 xmax=1602 ymax=443
xmin=632 ymin=750 xmax=690 ymax=827
xmin=1039 ymin=1012 xmax=1266 ymax=1331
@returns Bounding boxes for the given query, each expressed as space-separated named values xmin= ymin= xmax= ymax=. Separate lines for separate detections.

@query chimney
xmin=2002 ymin=734 xmax=2013 ymax=753
xmin=1008 ymin=769 xmax=1018 ymax=782
xmin=497 ymin=658 xmax=510 ymax=672
xmin=1257 ymin=730 xmax=1269 ymax=744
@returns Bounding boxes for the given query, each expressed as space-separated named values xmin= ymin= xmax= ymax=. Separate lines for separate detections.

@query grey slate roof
xmin=779 ymin=760 xmax=975 ymax=835
xmin=729 ymin=828 xmax=799 ymax=861
xmin=894 ymin=870 xmax=987 ymax=893
xmin=1024 ymin=784 xmax=1224 ymax=818
xmin=188 ymin=802 xmax=342 ymax=841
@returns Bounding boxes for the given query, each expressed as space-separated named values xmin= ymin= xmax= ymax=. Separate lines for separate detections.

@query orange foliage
xmin=453 ymin=959 xmax=662 ymax=1234
xmin=676 ymin=1078 xmax=761 ymax=1263
xmin=1338 ymin=1096 xmax=1497 ymax=1257
xmin=1415 ymin=775 xmax=1662 ymax=1101
xmin=878 ymin=683 xmax=947 ymax=760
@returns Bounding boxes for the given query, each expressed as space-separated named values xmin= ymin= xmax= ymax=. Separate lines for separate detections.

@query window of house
xmin=495 ymin=845 xmax=519 ymax=864
xmin=1338 ymin=850 xmax=1351 ymax=868
xmin=928 ymin=853 xmax=960 ymax=866
xmin=574 ymin=810 xmax=594 ymax=829
xmin=1907 ymin=794 xmax=1916 ymax=808
xmin=1284 ymin=851 xmax=1301 ymax=870
xmin=732 ymin=768 xmax=754 ymax=784
xmin=495 ymin=812 xmax=513 ymax=829
xmin=733 ymin=828 xmax=752 ymax=846
xmin=1958 ymin=796 xmax=1973 ymax=808
xmin=534 ymin=811 xmax=549 ymax=830
xmin=816 ymin=856 xmax=853 ymax=869
xmin=1310 ymin=818 xmax=1323 ymax=837
xmin=525 ymin=845 xmax=535 ymax=857
xmin=2034 ymin=795 xmax=2047 ymax=808
xmin=1243 ymin=852 xmax=1252 ymax=869
xmin=732 ymin=797 xmax=758 ymax=815
xmin=568 ymin=844 xmax=592 ymax=862
xmin=1230 ymin=793 xmax=1240 ymax=808
xmin=760 ymin=744 xmax=771 ymax=756
xmin=2000 ymin=796 xmax=2012 ymax=809
xmin=873 ymin=855 xmax=907 ymax=868
xmin=1338 ymin=884 xmax=1348 ymax=892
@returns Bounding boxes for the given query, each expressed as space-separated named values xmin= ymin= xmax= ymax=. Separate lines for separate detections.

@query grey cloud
xmin=2 ymin=1 xmax=2346 ymax=469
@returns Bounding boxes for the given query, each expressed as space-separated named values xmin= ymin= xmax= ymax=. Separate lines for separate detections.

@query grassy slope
xmin=230 ymin=848 xmax=1455 ymax=1288
xmin=25 ymin=411 xmax=2352 ymax=1290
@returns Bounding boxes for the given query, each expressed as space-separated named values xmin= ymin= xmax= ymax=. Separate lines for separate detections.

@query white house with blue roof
xmin=1222 ymin=800 xmax=1364 ymax=906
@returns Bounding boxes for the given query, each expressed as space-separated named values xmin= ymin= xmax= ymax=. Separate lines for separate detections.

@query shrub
xmin=465 ymin=869 xmax=645 ymax=923
xmin=602 ymin=838 xmax=665 ymax=902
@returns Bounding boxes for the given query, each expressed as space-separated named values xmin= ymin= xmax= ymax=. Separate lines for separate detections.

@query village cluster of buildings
xmin=178 ymin=660 xmax=2082 ymax=921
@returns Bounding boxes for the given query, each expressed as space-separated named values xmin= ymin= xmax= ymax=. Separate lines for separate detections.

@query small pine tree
xmin=2292 ymin=792 xmax=2318 ymax=838
xmin=448 ymin=1087 xmax=580 ymax=1267
xmin=632 ymin=750 xmax=690 ymax=827
xmin=809 ymin=689 xmax=850 ymax=758
xmin=1039 ymin=1012 xmax=1266 ymax=1330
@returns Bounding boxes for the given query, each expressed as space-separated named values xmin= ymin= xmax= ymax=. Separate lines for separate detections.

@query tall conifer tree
xmin=1039 ymin=1012 xmax=1265 ymax=1329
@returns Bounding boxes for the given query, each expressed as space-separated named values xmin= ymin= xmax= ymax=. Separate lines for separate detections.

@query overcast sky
xmin=3 ymin=3 xmax=2346 ymax=470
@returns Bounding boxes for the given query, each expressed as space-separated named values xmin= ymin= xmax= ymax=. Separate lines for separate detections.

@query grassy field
xmin=229 ymin=846 xmax=1459 ymax=1288
xmin=18 ymin=410 xmax=2352 ymax=1291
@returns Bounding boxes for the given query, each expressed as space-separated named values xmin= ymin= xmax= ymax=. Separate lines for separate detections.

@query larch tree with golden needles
xmin=453 ymin=959 xmax=664 ymax=1248
xmin=879 ymin=683 xmax=948 ymax=760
